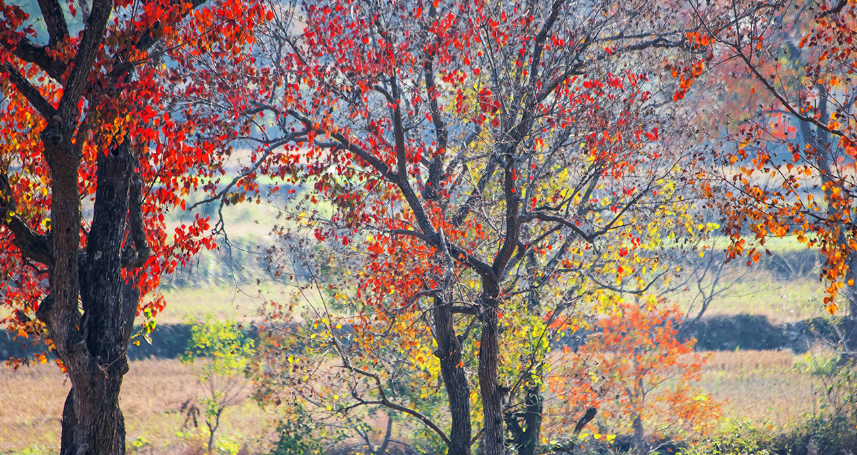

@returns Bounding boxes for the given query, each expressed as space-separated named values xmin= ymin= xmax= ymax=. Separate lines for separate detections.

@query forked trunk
xmin=434 ymin=296 xmax=472 ymax=455
xmin=38 ymin=137 xmax=141 ymax=455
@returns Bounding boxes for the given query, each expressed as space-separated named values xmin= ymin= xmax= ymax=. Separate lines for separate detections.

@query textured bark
xmin=39 ymin=135 xmax=140 ymax=455
xmin=478 ymin=280 xmax=503 ymax=455
xmin=433 ymin=296 xmax=472 ymax=455
xmin=516 ymin=251 xmax=544 ymax=455
xmin=3 ymin=0 xmax=194 ymax=453
xmin=518 ymin=387 xmax=543 ymax=455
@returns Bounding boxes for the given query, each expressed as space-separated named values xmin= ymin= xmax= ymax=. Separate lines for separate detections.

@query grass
xmin=671 ymin=277 xmax=828 ymax=322
xmin=699 ymin=350 xmax=815 ymax=426
xmin=0 ymin=350 xmax=831 ymax=455
xmin=150 ymin=286 xmax=267 ymax=325
xmin=0 ymin=359 xmax=276 ymax=455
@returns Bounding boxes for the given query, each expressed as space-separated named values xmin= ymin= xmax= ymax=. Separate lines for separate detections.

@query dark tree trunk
xmin=38 ymin=135 xmax=141 ymax=455
xmin=505 ymin=386 xmax=542 ymax=455
xmin=478 ymin=282 xmax=504 ymax=455
xmin=519 ymin=387 xmax=543 ymax=455
xmin=514 ymin=251 xmax=544 ymax=455
xmin=5 ymin=1 xmax=157 ymax=453
xmin=60 ymin=384 xmax=128 ymax=455
xmin=632 ymin=414 xmax=645 ymax=455
xmin=434 ymin=296 xmax=472 ymax=455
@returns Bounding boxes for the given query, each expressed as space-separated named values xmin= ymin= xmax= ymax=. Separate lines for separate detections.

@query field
xmin=0 ymin=359 xmax=276 ymax=454
xmin=1 ymin=348 xmax=830 ymax=454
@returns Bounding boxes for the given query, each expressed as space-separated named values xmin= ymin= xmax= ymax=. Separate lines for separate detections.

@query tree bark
xmin=38 ymin=135 xmax=140 ymax=455
xmin=478 ymin=281 xmax=504 ymax=455
xmin=433 ymin=296 xmax=472 ymax=455
xmin=519 ymin=387 xmax=543 ymax=455
xmin=505 ymin=386 xmax=542 ymax=455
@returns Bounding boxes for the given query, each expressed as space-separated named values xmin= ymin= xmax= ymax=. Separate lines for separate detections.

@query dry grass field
xmin=0 ymin=359 xmax=276 ymax=455
xmin=0 ymin=349 xmax=825 ymax=455
xmin=699 ymin=350 xmax=815 ymax=427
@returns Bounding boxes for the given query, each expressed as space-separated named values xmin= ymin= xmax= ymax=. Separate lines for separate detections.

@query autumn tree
xmin=689 ymin=0 xmax=857 ymax=321
xmin=547 ymin=299 xmax=720 ymax=454
xmin=0 ymin=0 xmax=267 ymax=453
xmin=181 ymin=317 xmax=255 ymax=453
xmin=234 ymin=1 xmax=726 ymax=455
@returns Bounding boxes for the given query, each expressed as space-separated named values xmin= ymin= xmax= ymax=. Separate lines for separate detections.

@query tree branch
xmin=0 ymin=63 xmax=58 ymax=118
xmin=0 ymin=36 xmax=66 ymax=81
xmin=734 ymin=44 xmax=849 ymax=140
xmin=522 ymin=212 xmax=594 ymax=243
xmin=36 ymin=0 xmax=69 ymax=47
xmin=335 ymin=351 xmax=450 ymax=445
xmin=57 ymin=0 xmax=113 ymax=119
xmin=188 ymin=135 xmax=301 ymax=211
xmin=390 ymin=229 xmax=495 ymax=278
xmin=0 ymin=171 xmax=53 ymax=266
xmin=451 ymin=156 xmax=498 ymax=226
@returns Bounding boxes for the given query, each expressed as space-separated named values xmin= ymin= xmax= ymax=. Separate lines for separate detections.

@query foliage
xmin=792 ymin=350 xmax=857 ymax=454
xmin=243 ymin=0 xmax=723 ymax=453
xmin=268 ymin=405 xmax=327 ymax=455
xmin=547 ymin=299 xmax=721 ymax=453
xmin=680 ymin=419 xmax=774 ymax=455
xmin=182 ymin=316 xmax=255 ymax=453
xmin=0 ymin=0 xmax=270 ymax=451
xmin=692 ymin=0 xmax=857 ymax=317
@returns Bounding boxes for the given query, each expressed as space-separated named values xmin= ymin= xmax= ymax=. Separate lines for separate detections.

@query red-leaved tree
xmin=0 ymin=0 xmax=268 ymax=453
xmin=241 ymin=1 xmax=723 ymax=455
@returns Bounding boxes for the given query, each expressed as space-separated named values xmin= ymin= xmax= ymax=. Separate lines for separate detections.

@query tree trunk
xmin=478 ymin=282 xmax=504 ymax=455
xmin=518 ymin=387 xmax=542 ymax=455
xmin=38 ymin=136 xmax=140 ymax=455
xmin=504 ymin=385 xmax=543 ymax=455
xmin=60 ymin=384 xmax=128 ymax=455
xmin=516 ymin=251 xmax=543 ymax=455
xmin=845 ymin=255 xmax=857 ymax=324
xmin=434 ymin=296 xmax=472 ymax=455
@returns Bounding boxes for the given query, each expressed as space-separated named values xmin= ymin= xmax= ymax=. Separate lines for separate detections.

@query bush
xmin=269 ymin=407 xmax=326 ymax=455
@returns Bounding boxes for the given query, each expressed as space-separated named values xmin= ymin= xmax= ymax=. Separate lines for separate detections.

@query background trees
xmin=692 ymin=0 xmax=857 ymax=322
xmin=0 ymin=0 xmax=267 ymax=453
xmin=181 ymin=317 xmax=255 ymax=453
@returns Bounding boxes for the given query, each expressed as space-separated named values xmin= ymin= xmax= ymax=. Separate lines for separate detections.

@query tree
xmin=547 ymin=299 xmax=721 ymax=454
xmin=0 ymin=1 xmax=267 ymax=453
xmin=241 ymin=1 xmax=720 ymax=455
xmin=181 ymin=316 xmax=255 ymax=454
xmin=690 ymin=0 xmax=857 ymax=320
